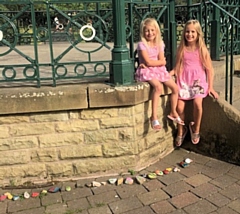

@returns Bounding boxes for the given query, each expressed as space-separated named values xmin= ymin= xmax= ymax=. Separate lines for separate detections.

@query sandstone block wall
xmin=0 ymin=82 xmax=176 ymax=187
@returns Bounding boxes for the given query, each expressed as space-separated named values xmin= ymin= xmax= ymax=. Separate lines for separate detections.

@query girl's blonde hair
xmin=175 ymin=19 xmax=213 ymax=76
xmin=140 ymin=18 xmax=163 ymax=47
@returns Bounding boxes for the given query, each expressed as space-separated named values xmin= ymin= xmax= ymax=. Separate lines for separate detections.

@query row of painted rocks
xmin=0 ymin=186 xmax=71 ymax=202
xmin=0 ymin=158 xmax=193 ymax=201
xmin=85 ymin=158 xmax=193 ymax=187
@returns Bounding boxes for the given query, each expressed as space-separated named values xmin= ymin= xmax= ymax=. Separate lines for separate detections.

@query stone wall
xmin=0 ymin=82 xmax=176 ymax=187
xmin=1 ymin=81 xmax=239 ymax=187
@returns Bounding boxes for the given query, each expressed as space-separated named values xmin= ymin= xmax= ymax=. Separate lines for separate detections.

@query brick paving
xmin=0 ymin=148 xmax=239 ymax=213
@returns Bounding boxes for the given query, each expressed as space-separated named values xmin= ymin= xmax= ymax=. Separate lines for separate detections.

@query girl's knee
xmin=153 ymin=85 xmax=162 ymax=94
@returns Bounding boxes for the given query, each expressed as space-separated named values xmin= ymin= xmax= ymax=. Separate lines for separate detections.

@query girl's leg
xmin=189 ymin=97 xmax=203 ymax=144
xmin=148 ymin=79 xmax=162 ymax=126
xmin=175 ymin=99 xmax=187 ymax=146
xmin=192 ymin=97 xmax=203 ymax=133
xmin=163 ymin=79 xmax=179 ymax=117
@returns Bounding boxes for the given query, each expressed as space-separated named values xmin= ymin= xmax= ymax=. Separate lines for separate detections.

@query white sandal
xmin=175 ymin=126 xmax=188 ymax=147
xmin=150 ymin=119 xmax=161 ymax=131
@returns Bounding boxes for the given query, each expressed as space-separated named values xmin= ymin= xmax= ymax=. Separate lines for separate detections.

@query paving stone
xmin=201 ymin=166 xmax=226 ymax=179
xmin=41 ymin=192 xmax=62 ymax=206
xmin=160 ymin=150 xmax=186 ymax=166
xmin=76 ymin=178 xmax=94 ymax=188
xmin=88 ymin=205 xmax=112 ymax=214
xmin=60 ymin=181 xmax=76 ymax=192
xmin=12 ymin=207 xmax=45 ymax=214
xmin=169 ymin=192 xmax=199 ymax=209
xmin=158 ymin=172 xmax=186 ymax=186
xmin=228 ymin=165 xmax=240 ymax=179
xmin=109 ymin=197 xmax=143 ymax=214
xmin=169 ymin=210 xmax=188 ymax=214
xmin=228 ymin=199 xmax=240 ymax=213
xmin=162 ymin=181 xmax=193 ymax=197
xmin=179 ymin=163 xmax=203 ymax=177
xmin=92 ymin=183 xmax=119 ymax=195
xmin=183 ymin=199 xmax=217 ymax=214
xmin=116 ymin=184 xmax=147 ymax=199
xmin=61 ymin=187 xmax=92 ymax=202
xmin=0 ymin=201 xmax=7 ymax=214
xmin=45 ymin=203 xmax=68 ymax=214
xmin=219 ymin=183 xmax=240 ymax=200
xmin=87 ymin=190 xmax=119 ymax=207
xmin=150 ymin=200 xmax=176 ymax=214
xmin=190 ymin=183 xmax=220 ymax=198
xmin=206 ymin=192 xmax=231 ymax=207
xmin=137 ymin=189 xmax=169 ymax=206
xmin=143 ymin=179 xmax=165 ymax=191
xmin=8 ymin=197 xmax=41 ymax=213
xmin=205 ymin=159 xmax=234 ymax=171
xmin=216 ymin=206 xmax=239 ymax=214
xmin=185 ymin=174 xmax=211 ymax=187
xmin=182 ymin=151 xmax=212 ymax=165
xmin=67 ymin=198 xmax=91 ymax=211
xmin=210 ymin=174 xmax=238 ymax=189
xmin=122 ymin=206 xmax=155 ymax=214
xmin=147 ymin=161 xmax=170 ymax=173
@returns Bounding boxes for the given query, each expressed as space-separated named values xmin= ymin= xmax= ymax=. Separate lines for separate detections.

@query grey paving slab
xmin=190 ymin=183 xmax=220 ymax=198
xmin=137 ymin=189 xmax=170 ymax=206
xmin=169 ymin=192 xmax=199 ymax=209
xmin=210 ymin=174 xmax=238 ymax=189
xmin=142 ymin=179 xmax=165 ymax=191
xmin=216 ymin=206 xmax=239 ymax=214
xmin=183 ymin=199 xmax=218 ymax=214
xmin=178 ymin=162 xmax=204 ymax=177
xmin=122 ymin=206 xmax=155 ymax=214
xmin=206 ymin=192 xmax=231 ymax=208
xmin=12 ymin=207 xmax=45 ymax=214
xmin=162 ymin=180 xmax=193 ymax=197
xmin=158 ymin=172 xmax=186 ymax=186
xmin=116 ymin=184 xmax=147 ymax=199
xmin=228 ymin=199 xmax=240 ymax=213
xmin=184 ymin=174 xmax=212 ymax=187
xmin=45 ymin=203 xmax=68 ymax=214
xmin=108 ymin=197 xmax=143 ymax=214
xmin=66 ymin=198 xmax=92 ymax=211
xmin=169 ymin=210 xmax=188 ymax=214
xmin=88 ymin=205 xmax=112 ymax=214
xmin=8 ymin=197 xmax=41 ymax=213
xmin=87 ymin=190 xmax=119 ymax=207
xmin=41 ymin=192 xmax=62 ymax=206
xmin=150 ymin=200 xmax=176 ymax=214
xmin=219 ymin=183 xmax=240 ymax=200
xmin=61 ymin=187 xmax=92 ymax=202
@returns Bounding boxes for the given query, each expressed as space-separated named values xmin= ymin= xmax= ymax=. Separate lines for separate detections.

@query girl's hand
xmin=139 ymin=63 xmax=147 ymax=68
xmin=209 ymin=89 xmax=219 ymax=99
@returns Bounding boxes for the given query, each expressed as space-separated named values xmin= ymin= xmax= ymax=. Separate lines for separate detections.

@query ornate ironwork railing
xmin=0 ymin=0 xmax=240 ymax=104
xmin=0 ymin=0 xmax=173 ymax=87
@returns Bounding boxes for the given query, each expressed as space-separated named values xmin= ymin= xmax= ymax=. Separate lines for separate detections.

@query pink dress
xmin=176 ymin=49 xmax=208 ymax=100
xmin=135 ymin=42 xmax=171 ymax=82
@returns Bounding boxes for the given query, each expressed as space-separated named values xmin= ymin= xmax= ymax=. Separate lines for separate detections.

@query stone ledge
xmin=0 ymin=82 xmax=171 ymax=115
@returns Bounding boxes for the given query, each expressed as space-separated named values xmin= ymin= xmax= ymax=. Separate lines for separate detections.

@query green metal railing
xmin=0 ymin=0 xmax=239 ymax=104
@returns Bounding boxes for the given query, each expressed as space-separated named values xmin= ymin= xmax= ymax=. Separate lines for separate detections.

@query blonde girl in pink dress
xmin=135 ymin=18 xmax=184 ymax=131
xmin=172 ymin=19 xmax=218 ymax=146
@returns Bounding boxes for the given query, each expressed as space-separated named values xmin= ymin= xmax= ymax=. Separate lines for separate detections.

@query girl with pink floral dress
xmin=172 ymin=19 xmax=218 ymax=146
xmin=135 ymin=18 xmax=184 ymax=131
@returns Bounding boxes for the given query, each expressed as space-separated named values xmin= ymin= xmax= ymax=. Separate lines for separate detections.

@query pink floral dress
xmin=135 ymin=42 xmax=171 ymax=82
xmin=176 ymin=49 xmax=209 ymax=100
